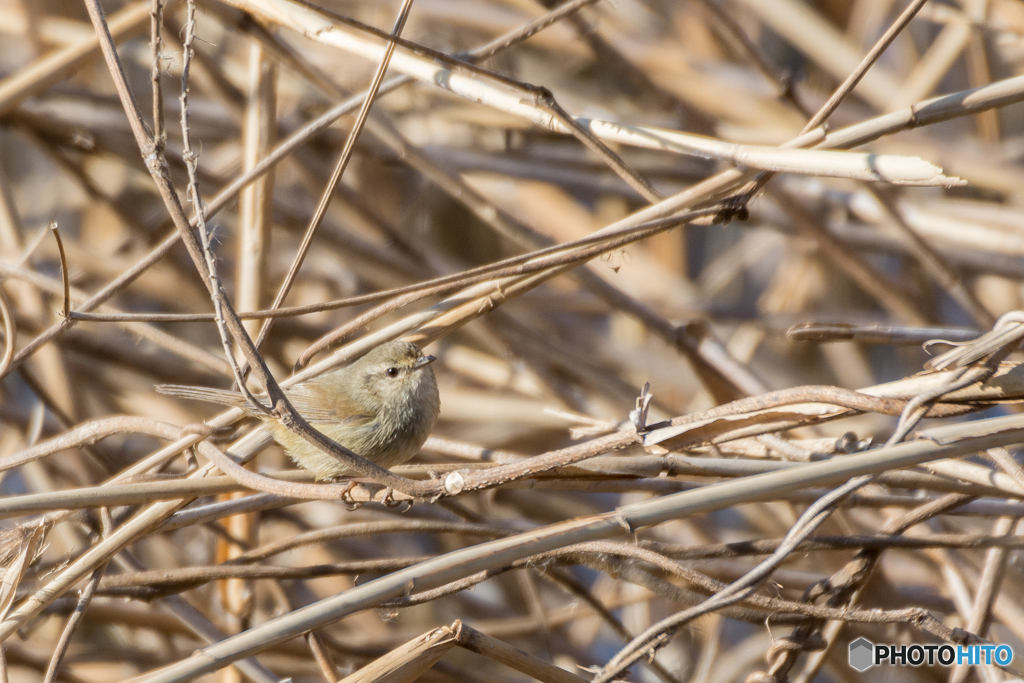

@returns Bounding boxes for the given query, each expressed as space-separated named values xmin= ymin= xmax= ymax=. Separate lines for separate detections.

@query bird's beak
xmin=414 ymin=354 xmax=436 ymax=369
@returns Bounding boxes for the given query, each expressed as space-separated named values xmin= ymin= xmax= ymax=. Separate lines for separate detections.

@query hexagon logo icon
xmin=849 ymin=638 xmax=875 ymax=672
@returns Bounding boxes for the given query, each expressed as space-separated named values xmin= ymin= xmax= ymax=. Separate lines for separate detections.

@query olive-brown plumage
xmin=158 ymin=341 xmax=440 ymax=479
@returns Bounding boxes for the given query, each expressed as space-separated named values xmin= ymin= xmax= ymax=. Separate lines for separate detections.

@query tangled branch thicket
xmin=5 ymin=0 xmax=1024 ymax=681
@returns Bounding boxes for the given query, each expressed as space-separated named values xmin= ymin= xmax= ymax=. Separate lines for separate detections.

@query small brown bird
xmin=158 ymin=341 xmax=440 ymax=479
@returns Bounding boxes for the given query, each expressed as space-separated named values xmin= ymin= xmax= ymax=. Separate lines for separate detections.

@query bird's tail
xmin=156 ymin=384 xmax=269 ymax=410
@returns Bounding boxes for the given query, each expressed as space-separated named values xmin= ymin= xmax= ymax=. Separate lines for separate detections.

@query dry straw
xmin=3 ymin=0 xmax=1024 ymax=682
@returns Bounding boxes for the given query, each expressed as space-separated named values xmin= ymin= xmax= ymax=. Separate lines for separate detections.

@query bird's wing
xmin=157 ymin=383 xmax=363 ymax=424
xmin=288 ymin=380 xmax=374 ymax=425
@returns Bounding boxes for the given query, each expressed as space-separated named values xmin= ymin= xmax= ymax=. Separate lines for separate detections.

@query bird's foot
xmin=338 ymin=480 xmax=363 ymax=510
xmin=380 ymin=487 xmax=412 ymax=512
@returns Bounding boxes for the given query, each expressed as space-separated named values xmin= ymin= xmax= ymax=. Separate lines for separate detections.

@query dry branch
xmin=4 ymin=1 xmax=1024 ymax=682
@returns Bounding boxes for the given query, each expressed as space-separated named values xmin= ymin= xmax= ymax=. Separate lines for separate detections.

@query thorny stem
xmin=149 ymin=0 xmax=165 ymax=152
xmin=179 ymin=0 xmax=267 ymax=414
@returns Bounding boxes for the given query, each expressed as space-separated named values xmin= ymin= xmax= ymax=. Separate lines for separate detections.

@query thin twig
xmin=148 ymin=0 xmax=165 ymax=151
xmin=179 ymin=0 xmax=266 ymax=413
xmin=0 ymin=285 xmax=14 ymax=378
xmin=66 ymin=209 xmax=723 ymax=325
xmin=41 ymin=511 xmax=111 ymax=683
xmin=803 ymin=0 xmax=932 ymax=131
xmin=48 ymin=222 xmax=68 ymax=320
xmin=248 ymin=0 xmax=418 ymax=359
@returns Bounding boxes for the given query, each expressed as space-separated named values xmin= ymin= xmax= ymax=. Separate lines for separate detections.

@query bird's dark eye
xmin=386 ymin=367 xmax=399 ymax=377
